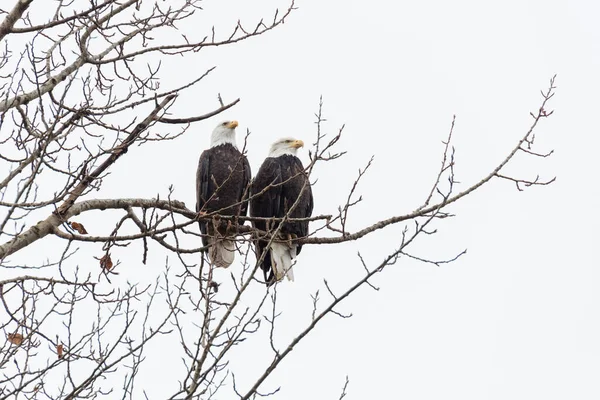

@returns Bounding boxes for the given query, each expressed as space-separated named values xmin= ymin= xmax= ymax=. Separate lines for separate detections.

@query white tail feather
xmin=271 ymin=242 xmax=296 ymax=282
xmin=208 ymin=238 xmax=236 ymax=268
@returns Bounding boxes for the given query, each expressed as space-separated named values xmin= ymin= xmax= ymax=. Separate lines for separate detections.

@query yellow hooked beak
xmin=226 ymin=120 xmax=239 ymax=129
xmin=291 ymin=139 xmax=304 ymax=149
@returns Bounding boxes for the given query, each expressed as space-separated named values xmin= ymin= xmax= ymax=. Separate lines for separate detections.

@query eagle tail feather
xmin=270 ymin=242 xmax=295 ymax=282
xmin=208 ymin=238 xmax=236 ymax=268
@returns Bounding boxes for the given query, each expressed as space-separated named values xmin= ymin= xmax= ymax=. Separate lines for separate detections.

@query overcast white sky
xmin=155 ymin=1 xmax=598 ymax=398
xmin=13 ymin=0 xmax=600 ymax=398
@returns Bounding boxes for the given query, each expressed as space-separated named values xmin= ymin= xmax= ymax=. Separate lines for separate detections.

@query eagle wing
xmin=250 ymin=158 xmax=284 ymax=284
xmin=240 ymin=155 xmax=252 ymax=217
xmin=295 ymin=164 xmax=313 ymax=255
xmin=253 ymin=158 xmax=283 ymax=220
xmin=196 ymin=150 xmax=211 ymax=247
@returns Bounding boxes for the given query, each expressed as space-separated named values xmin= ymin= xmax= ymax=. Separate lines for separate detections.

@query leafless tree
xmin=0 ymin=1 xmax=556 ymax=399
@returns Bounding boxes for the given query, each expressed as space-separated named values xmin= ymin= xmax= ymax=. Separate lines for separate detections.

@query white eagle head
xmin=268 ymin=137 xmax=304 ymax=157
xmin=210 ymin=120 xmax=239 ymax=148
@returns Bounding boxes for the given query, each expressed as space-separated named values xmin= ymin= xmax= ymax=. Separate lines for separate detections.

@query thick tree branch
xmin=8 ymin=1 xmax=114 ymax=34
xmin=158 ymin=98 xmax=240 ymax=124
xmin=0 ymin=0 xmax=33 ymax=42
xmin=0 ymin=275 xmax=94 ymax=287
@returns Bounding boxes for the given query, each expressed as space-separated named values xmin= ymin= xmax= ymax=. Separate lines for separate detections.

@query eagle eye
xmin=222 ymin=122 xmax=228 ymax=126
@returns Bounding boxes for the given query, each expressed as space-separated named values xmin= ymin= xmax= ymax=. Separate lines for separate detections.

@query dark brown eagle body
xmin=196 ymin=142 xmax=251 ymax=268
xmin=251 ymin=153 xmax=313 ymax=284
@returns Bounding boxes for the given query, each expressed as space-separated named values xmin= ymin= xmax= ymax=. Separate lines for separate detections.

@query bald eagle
xmin=250 ymin=138 xmax=313 ymax=285
xmin=196 ymin=120 xmax=251 ymax=268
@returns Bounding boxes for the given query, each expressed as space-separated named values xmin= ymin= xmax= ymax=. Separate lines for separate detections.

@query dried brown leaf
xmin=70 ymin=221 xmax=88 ymax=234
xmin=57 ymin=344 xmax=64 ymax=359
xmin=100 ymin=254 xmax=113 ymax=271
xmin=7 ymin=333 xmax=23 ymax=346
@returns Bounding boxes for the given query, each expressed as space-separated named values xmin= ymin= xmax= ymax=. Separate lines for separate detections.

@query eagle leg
xmin=285 ymin=233 xmax=298 ymax=247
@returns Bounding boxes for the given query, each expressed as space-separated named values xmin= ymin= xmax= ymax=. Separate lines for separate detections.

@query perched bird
xmin=196 ymin=120 xmax=251 ymax=268
xmin=250 ymin=137 xmax=313 ymax=285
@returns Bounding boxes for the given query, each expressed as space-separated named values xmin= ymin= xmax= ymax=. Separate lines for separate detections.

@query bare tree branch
xmin=0 ymin=0 xmax=34 ymax=42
